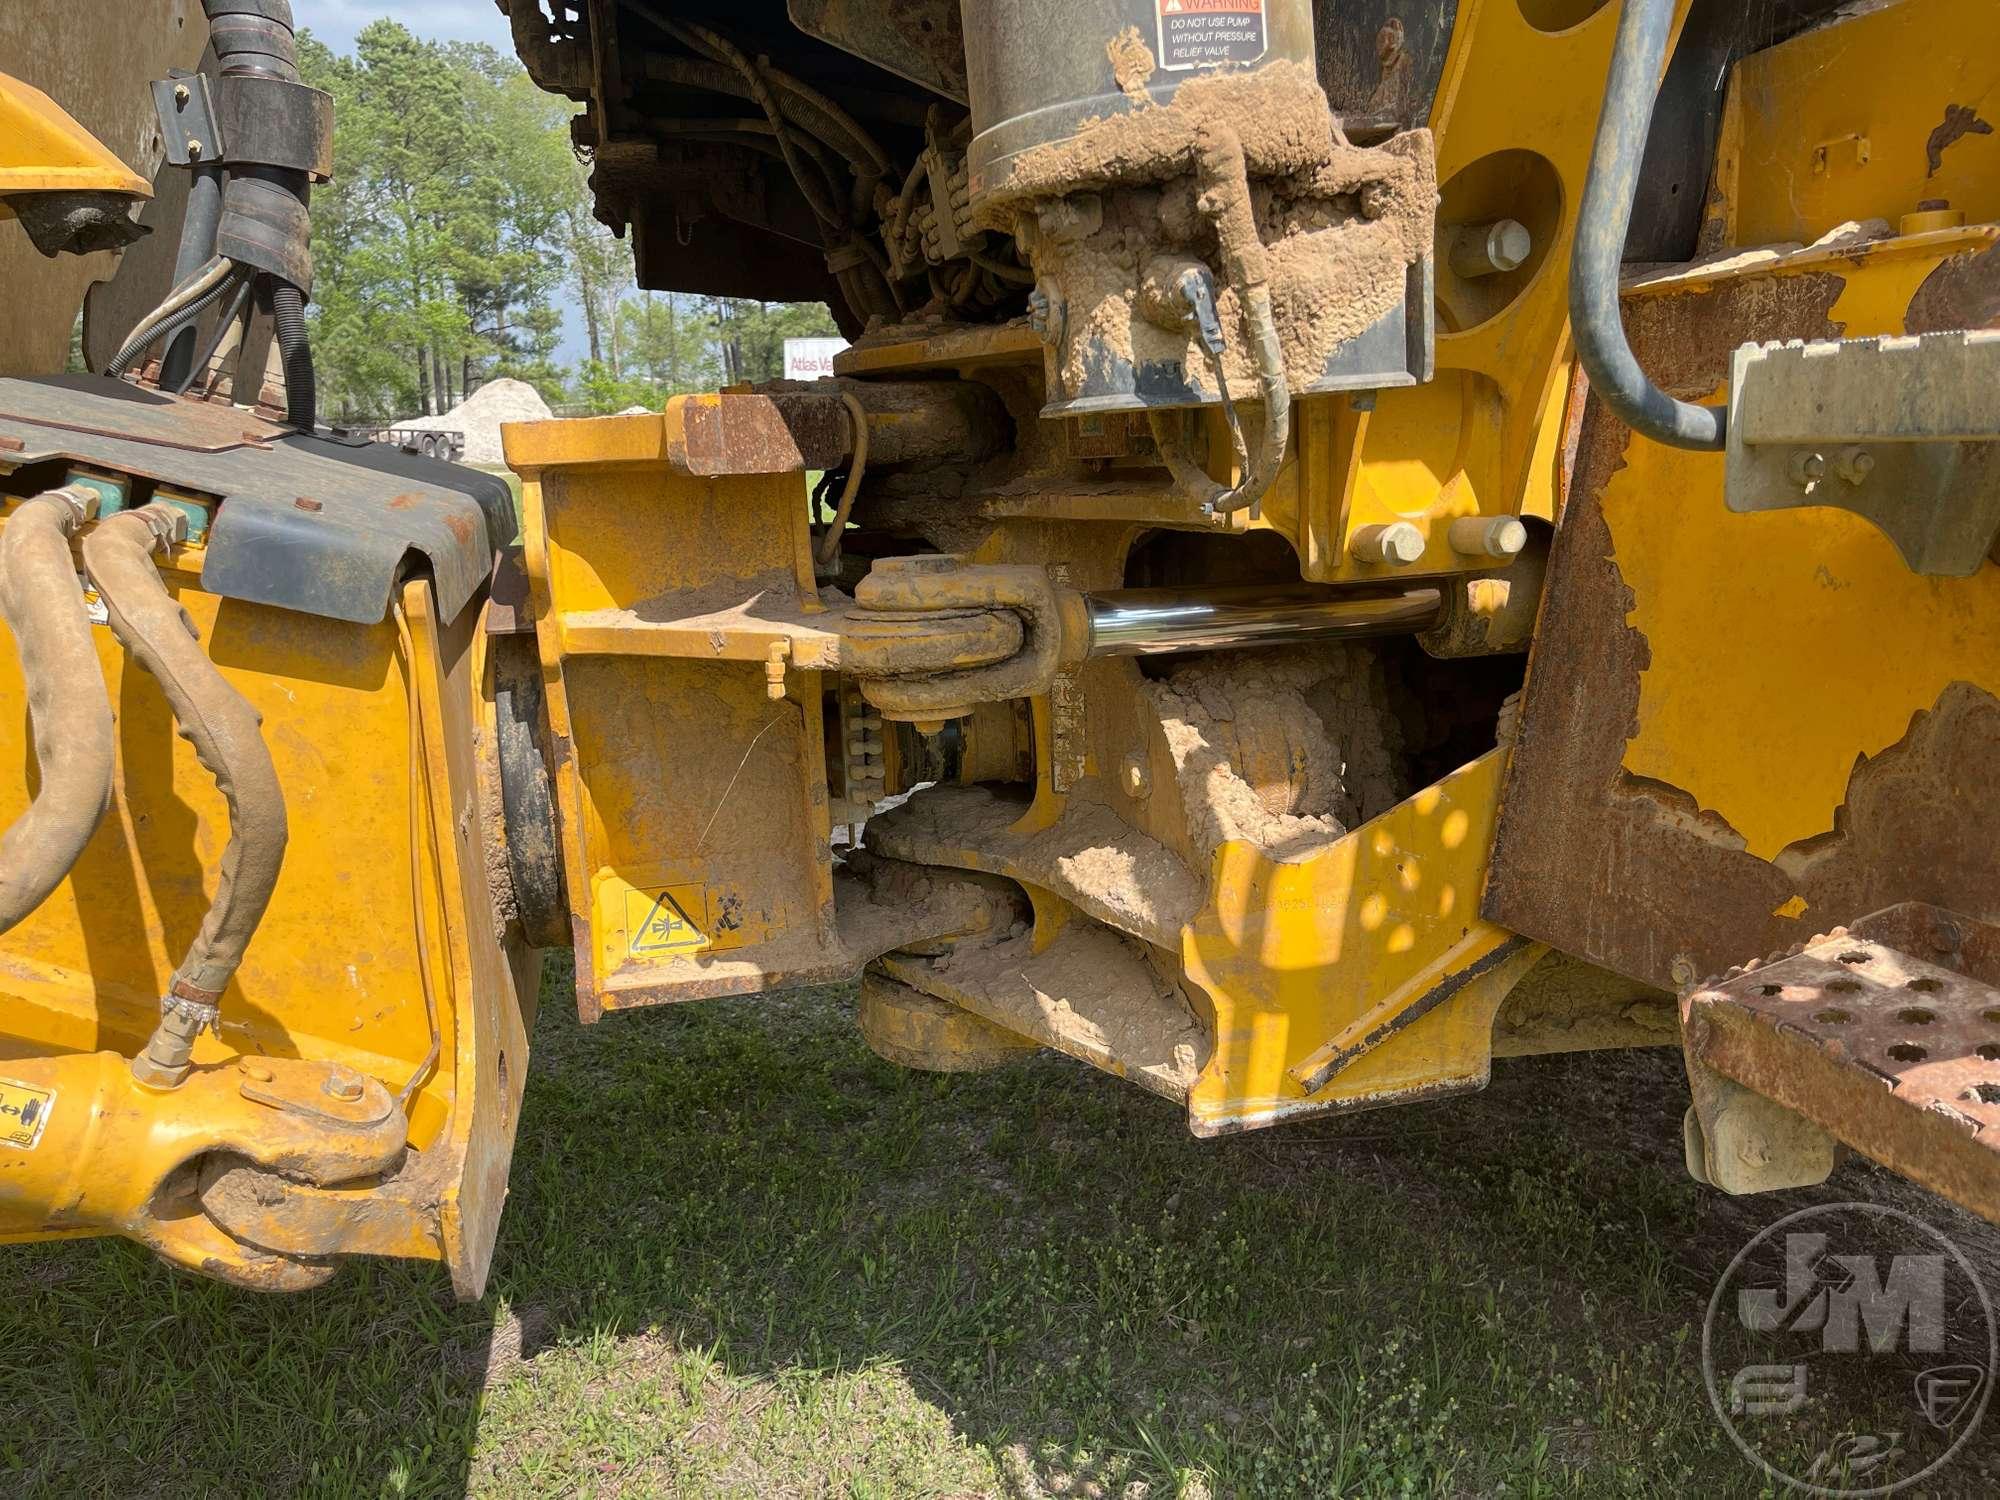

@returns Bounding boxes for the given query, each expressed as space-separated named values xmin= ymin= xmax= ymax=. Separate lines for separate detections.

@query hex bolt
xmin=1350 ymin=522 xmax=1426 ymax=566
xmin=1447 ymin=515 xmax=1528 ymax=560
xmin=1449 ymin=218 xmax=1532 ymax=280
xmin=173 ymin=83 xmax=191 ymax=107
xmin=1831 ymin=445 xmax=1874 ymax=485
xmin=764 ymin=640 xmax=789 ymax=701
xmin=1788 ymin=450 xmax=1826 ymax=488
xmin=186 ymin=139 xmax=203 ymax=161
xmin=323 ymin=1068 xmax=365 ymax=1103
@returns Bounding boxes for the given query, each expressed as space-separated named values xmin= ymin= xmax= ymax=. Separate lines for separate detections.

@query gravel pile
xmin=391 ymin=378 xmax=552 ymax=467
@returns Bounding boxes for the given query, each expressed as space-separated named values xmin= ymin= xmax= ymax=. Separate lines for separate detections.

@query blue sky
xmin=297 ymin=4 xmax=594 ymax=365
xmin=298 ymin=1 xmax=516 ymax=55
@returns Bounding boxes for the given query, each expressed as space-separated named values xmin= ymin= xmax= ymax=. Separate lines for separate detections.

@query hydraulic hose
xmin=167 ymin=272 xmax=255 ymax=397
xmin=0 ymin=486 xmax=115 ymax=935
xmin=83 ymin=507 xmax=288 ymax=1086
xmin=1570 ymin=0 xmax=1725 ymax=450
xmin=101 ymin=256 xmax=234 ymax=376
xmin=269 ymin=278 xmax=317 ymax=432
xmin=105 ymin=265 xmax=246 ymax=378
xmin=814 ymin=392 xmax=871 ymax=571
xmin=202 ymin=1 xmax=322 ymax=431
xmin=1152 ymin=126 xmax=1292 ymax=519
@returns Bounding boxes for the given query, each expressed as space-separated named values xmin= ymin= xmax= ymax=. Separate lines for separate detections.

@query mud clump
xmin=1107 ymin=26 xmax=1155 ymax=103
xmin=1146 ymin=646 xmax=1406 ymax=867
xmin=982 ymin=60 xmax=1344 ymax=214
xmin=986 ymin=60 xmax=1436 ymax=402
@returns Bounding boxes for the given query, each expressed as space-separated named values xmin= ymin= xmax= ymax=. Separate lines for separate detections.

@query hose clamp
xmin=824 ymin=241 xmax=871 ymax=275
xmin=50 ymin=485 xmax=99 ymax=531
xmin=164 ymin=978 xmax=224 ymax=1035
xmin=134 ymin=503 xmax=192 ymax=552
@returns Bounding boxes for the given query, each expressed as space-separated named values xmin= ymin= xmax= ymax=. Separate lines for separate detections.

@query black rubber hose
xmin=269 ymin=278 xmax=317 ymax=431
xmin=205 ymin=2 xmax=320 ymax=431
xmin=204 ymin=0 xmax=300 ymax=80
xmin=1570 ymin=0 xmax=1725 ymax=451
xmin=106 ymin=266 xmax=245 ymax=378
xmin=166 ymin=273 xmax=254 ymax=396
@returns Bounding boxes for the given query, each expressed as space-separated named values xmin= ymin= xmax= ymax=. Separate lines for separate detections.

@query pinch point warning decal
xmin=0 ymin=1078 xmax=53 ymax=1150
xmin=626 ymin=885 xmax=711 ymax=958
xmin=1158 ymin=0 xmax=1267 ymax=73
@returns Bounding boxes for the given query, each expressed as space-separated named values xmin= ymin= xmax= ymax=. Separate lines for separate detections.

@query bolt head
xmin=323 ymin=1068 xmax=365 ymax=1103
xmin=1355 ymin=522 xmax=1427 ymax=566
xmin=173 ymin=83 xmax=191 ymax=106
xmin=1485 ymin=518 xmax=1527 ymax=558
xmin=1485 ymin=219 xmax=1531 ymax=273
xmin=186 ymin=138 xmax=203 ymax=160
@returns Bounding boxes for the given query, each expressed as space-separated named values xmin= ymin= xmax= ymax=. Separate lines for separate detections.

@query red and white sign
xmin=1157 ymin=0 xmax=1267 ymax=73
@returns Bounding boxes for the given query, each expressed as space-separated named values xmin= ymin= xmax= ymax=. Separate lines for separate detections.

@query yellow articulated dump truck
xmin=1 ymin=0 xmax=1996 ymax=1297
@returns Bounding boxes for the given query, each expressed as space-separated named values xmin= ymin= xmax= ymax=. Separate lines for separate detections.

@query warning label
xmin=0 ymin=1078 xmax=53 ymax=1151
xmin=1157 ymin=0 xmax=1267 ymax=72
xmin=626 ymin=885 xmax=711 ymax=958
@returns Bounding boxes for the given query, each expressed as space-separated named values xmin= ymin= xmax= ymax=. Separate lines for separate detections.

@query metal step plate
xmin=1685 ymin=904 xmax=2000 ymax=1222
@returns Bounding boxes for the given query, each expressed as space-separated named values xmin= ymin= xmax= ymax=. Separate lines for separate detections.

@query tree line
xmin=298 ymin=20 xmax=836 ymax=422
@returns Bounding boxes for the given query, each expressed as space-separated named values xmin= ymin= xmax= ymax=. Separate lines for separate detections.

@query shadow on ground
xmin=6 ymin=956 xmax=1998 ymax=1496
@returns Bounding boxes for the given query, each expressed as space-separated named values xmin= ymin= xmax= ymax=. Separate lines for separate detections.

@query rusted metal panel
xmin=666 ymin=393 xmax=834 ymax=476
xmin=1685 ymin=905 xmax=2000 ymax=1224
xmin=787 ymin=0 xmax=967 ymax=104
xmin=1485 ymin=256 xmax=2000 ymax=992
xmin=0 ymin=376 xmax=509 ymax=625
xmin=484 ymin=546 xmax=535 ymax=636
xmin=1906 ymin=242 xmax=2000 ymax=334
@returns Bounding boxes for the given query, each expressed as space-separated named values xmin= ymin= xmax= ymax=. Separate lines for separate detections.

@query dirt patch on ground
xmin=1146 ymin=645 xmax=1406 ymax=867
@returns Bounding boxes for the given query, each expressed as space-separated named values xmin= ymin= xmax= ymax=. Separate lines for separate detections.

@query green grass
xmin=5 ymin=957 xmax=1997 ymax=1497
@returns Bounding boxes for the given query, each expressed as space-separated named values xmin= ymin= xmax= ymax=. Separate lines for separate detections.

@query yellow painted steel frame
xmin=496 ymin=1 xmax=1708 ymax=1135
xmin=505 ymin=410 xmax=847 ymax=1018
xmin=1610 ymin=231 xmax=2000 ymax=868
xmin=506 ymin=399 xmax=1552 ymax=1137
xmin=1184 ymin=751 xmax=1544 ymax=1134
xmin=1609 ymin=0 xmax=2000 ymax=884
xmin=0 ymin=71 xmax=151 ymax=207
xmin=830 ymin=3 xmax=1694 ymax=591
xmin=1701 ymin=0 xmax=2000 ymax=251
xmin=0 ymin=514 xmax=535 ymax=1296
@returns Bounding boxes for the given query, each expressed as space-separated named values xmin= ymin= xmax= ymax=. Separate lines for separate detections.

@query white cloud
xmin=297 ymin=1 xmax=516 ymax=55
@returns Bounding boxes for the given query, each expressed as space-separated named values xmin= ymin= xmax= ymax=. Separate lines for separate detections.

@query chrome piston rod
xmin=1084 ymin=584 xmax=1443 ymax=658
